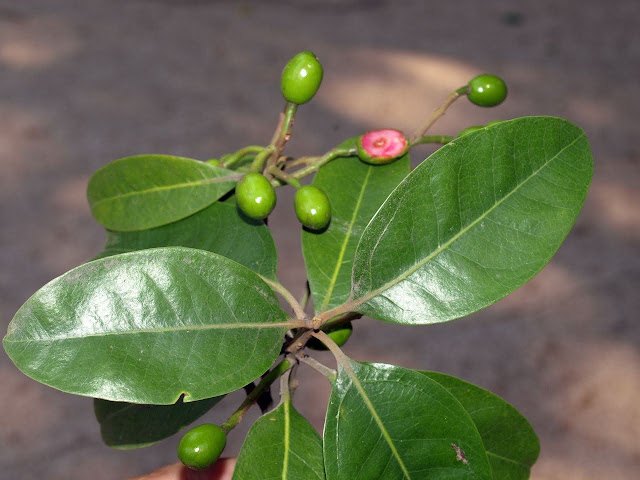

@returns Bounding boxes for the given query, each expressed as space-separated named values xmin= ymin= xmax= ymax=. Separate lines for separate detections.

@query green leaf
xmin=302 ymin=138 xmax=409 ymax=312
xmin=421 ymin=371 xmax=539 ymax=480
xmin=87 ymin=155 xmax=241 ymax=232
xmin=95 ymin=196 xmax=278 ymax=279
xmin=94 ymin=394 xmax=224 ymax=449
xmin=347 ymin=117 xmax=592 ymax=324
xmin=233 ymin=397 xmax=325 ymax=480
xmin=3 ymin=247 xmax=298 ymax=404
xmin=324 ymin=360 xmax=492 ymax=479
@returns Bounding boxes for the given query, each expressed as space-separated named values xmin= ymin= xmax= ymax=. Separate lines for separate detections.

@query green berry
xmin=457 ymin=125 xmax=484 ymax=137
xmin=467 ymin=74 xmax=507 ymax=107
xmin=236 ymin=173 xmax=276 ymax=220
xmin=177 ymin=424 xmax=227 ymax=471
xmin=308 ymin=322 xmax=353 ymax=351
xmin=294 ymin=185 xmax=331 ymax=230
xmin=280 ymin=51 xmax=323 ymax=105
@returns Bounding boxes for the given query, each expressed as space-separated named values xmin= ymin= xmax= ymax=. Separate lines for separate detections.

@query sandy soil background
xmin=1 ymin=1 xmax=639 ymax=478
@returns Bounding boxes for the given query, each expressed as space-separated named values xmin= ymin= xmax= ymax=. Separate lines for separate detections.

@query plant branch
xmin=265 ymin=102 xmax=297 ymax=173
xmin=285 ymin=329 xmax=315 ymax=353
xmin=221 ymin=357 xmax=293 ymax=433
xmin=409 ymin=86 xmax=469 ymax=145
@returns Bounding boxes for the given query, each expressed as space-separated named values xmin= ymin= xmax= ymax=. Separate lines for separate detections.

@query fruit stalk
xmin=409 ymin=85 xmax=469 ymax=144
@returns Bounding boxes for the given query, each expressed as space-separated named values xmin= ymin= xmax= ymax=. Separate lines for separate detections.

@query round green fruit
xmin=236 ymin=173 xmax=277 ymax=220
xmin=177 ymin=424 xmax=227 ymax=471
xmin=467 ymin=74 xmax=507 ymax=107
xmin=280 ymin=51 xmax=323 ymax=105
xmin=294 ymin=185 xmax=331 ymax=230
xmin=457 ymin=125 xmax=484 ymax=137
xmin=308 ymin=322 xmax=353 ymax=351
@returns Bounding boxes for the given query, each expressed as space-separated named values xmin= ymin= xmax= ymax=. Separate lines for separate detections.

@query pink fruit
xmin=357 ymin=129 xmax=409 ymax=165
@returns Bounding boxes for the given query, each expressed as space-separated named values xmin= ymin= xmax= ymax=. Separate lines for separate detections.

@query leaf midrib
xmin=339 ymin=360 xmax=413 ymax=479
xmin=351 ymin=132 xmax=585 ymax=312
xmin=90 ymin=173 xmax=240 ymax=209
xmin=319 ymin=166 xmax=373 ymax=311
xmin=5 ymin=320 xmax=300 ymax=343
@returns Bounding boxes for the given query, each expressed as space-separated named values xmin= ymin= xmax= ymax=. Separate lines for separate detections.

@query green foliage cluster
xmin=3 ymin=51 xmax=593 ymax=479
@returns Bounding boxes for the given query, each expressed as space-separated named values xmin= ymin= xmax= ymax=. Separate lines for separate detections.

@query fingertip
xmin=185 ymin=458 xmax=236 ymax=480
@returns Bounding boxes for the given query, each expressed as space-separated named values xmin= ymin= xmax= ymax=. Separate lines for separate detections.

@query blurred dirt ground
xmin=1 ymin=1 xmax=639 ymax=478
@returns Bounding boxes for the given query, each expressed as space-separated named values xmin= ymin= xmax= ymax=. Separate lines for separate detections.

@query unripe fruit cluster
xmin=235 ymin=173 xmax=332 ymax=231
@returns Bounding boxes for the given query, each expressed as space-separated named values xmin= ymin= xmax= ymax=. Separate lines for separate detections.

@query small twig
xmin=250 ymin=146 xmax=275 ymax=172
xmin=285 ymin=329 xmax=315 ymax=354
xmin=297 ymin=353 xmax=337 ymax=381
xmin=268 ymin=165 xmax=302 ymax=190
xmin=413 ymin=135 xmax=454 ymax=146
xmin=409 ymin=86 xmax=469 ymax=144
xmin=290 ymin=147 xmax=357 ymax=179
xmin=220 ymin=145 xmax=265 ymax=168
xmin=221 ymin=358 xmax=293 ymax=433
xmin=265 ymin=102 xmax=297 ymax=173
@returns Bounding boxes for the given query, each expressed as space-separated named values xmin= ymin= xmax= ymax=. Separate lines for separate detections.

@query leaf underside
xmin=87 ymin=154 xmax=239 ymax=231
xmin=350 ymin=117 xmax=593 ymax=325
xmin=3 ymin=247 xmax=291 ymax=404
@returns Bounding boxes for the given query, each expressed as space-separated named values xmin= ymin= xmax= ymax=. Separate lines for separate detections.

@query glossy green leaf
xmin=87 ymin=155 xmax=241 ymax=231
xmin=95 ymin=196 xmax=277 ymax=279
xmin=421 ymin=371 xmax=539 ymax=479
xmin=233 ymin=397 xmax=325 ymax=480
xmin=348 ymin=117 xmax=592 ymax=324
xmin=302 ymin=138 xmax=409 ymax=312
xmin=324 ymin=360 xmax=492 ymax=479
xmin=94 ymin=394 xmax=224 ymax=449
xmin=3 ymin=248 xmax=297 ymax=404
